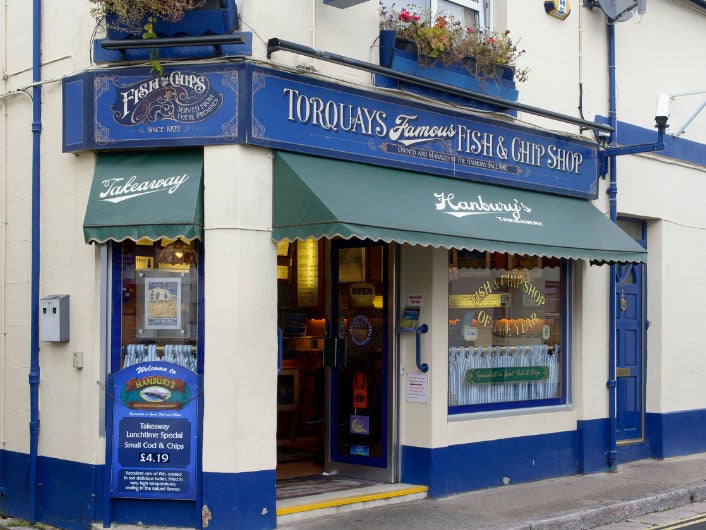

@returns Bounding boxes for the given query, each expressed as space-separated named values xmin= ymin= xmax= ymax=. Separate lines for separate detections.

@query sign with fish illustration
xmin=111 ymin=361 xmax=198 ymax=499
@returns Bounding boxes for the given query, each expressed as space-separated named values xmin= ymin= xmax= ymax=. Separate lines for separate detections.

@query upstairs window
xmin=379 ymin=0 xmax=490 ymax=29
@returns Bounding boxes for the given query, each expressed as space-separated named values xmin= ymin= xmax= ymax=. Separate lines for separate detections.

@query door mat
xmin=276 ymin=474 xmax=372 ymax=500
xmin=277 ymin=447 xmax=319 ymax=464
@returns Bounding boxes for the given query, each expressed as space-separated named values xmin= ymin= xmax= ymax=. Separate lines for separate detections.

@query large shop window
xmin=448 ymin=250 xmax=565 ymax=413
xmin=116 ymin=238 xmax=200 ymax=372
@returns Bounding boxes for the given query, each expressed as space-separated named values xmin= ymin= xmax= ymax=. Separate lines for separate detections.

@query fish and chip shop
xmin=42 ymin=60 xmax=647 ymax=529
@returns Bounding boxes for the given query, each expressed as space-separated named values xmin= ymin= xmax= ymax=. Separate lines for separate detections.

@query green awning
xmin=83 ymin=150 xmax=203 ymax=244
xmin=273 ymin=152 xmax=646 ymax=265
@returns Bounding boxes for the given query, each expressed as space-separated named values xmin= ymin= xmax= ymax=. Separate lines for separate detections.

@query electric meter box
xmin=39 ymin=294 xmax=70 ymax=342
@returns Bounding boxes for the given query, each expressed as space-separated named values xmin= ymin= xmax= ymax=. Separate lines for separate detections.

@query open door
xmin=325 ymin=240 xmax=396 ymax=483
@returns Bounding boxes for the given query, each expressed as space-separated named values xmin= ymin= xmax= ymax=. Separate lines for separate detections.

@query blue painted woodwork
xmin=93 ymin=32 xmax=252 ymax=63
xmin=616 ymin=263 xmax=645 ymax=442
xmin=596 ymin=116 xmax=706 ymax=168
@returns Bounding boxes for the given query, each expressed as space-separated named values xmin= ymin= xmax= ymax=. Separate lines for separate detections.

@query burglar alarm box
xmin=39 ymin=295 xmax=70 ymax=342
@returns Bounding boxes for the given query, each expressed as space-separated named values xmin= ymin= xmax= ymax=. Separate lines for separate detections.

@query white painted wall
xmin=202 ymin=144 xmax=278 ymax=474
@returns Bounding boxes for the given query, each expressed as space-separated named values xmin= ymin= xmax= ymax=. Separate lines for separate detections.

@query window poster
xmin=144 ymin=276 xmax=182 ymax=330
xmin=111 ymin=361 xmax=198 ymax=500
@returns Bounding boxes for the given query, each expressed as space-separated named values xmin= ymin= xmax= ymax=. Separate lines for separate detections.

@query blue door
xmin=615 ymin=220 xmax=646 ymax=443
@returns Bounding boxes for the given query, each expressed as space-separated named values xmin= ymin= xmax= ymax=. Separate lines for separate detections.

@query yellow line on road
xmin=651 ymin=511 xmax=706 ymax=529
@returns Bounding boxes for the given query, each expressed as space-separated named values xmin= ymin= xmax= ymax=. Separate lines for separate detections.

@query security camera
xmin=655 ymin=93 xmax=670 ymax=126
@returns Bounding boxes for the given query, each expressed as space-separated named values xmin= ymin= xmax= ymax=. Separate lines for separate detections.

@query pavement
xmin=2 ymin=452 xmax=706 ymax=529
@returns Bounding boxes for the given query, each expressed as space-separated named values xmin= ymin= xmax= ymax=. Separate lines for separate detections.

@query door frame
xmin=324 ymin=239 xmax=399 ymax=483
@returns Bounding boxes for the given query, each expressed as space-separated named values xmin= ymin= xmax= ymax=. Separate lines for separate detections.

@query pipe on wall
xmin=606 ymin=21 xmax=618 ymax=472
xmin=29 ymin=0 xmax=42 ymax=521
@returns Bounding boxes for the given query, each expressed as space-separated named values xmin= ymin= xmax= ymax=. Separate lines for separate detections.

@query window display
xmin=448 ymin=250 xmax=564 ymax=412
xmin=118 ymin=239 xmax=200 ymax=371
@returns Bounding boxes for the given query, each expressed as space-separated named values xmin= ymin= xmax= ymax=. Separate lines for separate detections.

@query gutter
xmin=29 ymin=0 xmax=42 ymax=521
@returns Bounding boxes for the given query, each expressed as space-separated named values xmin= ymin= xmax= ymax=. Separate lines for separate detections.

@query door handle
xmin=415 ymin=324 xmax=429 ymax=373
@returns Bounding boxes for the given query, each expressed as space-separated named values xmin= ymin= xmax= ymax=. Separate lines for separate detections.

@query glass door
xmin=325 ymin=240 xmax=395 ymax=482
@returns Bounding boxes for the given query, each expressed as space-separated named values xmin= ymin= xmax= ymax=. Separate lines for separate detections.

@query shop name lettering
xmin=125 ymin=376 xmax=186 ymax=393
xmin=113 ymin=71 xmax=223 ymax=126
xmin=98 ymin=174 xmax=190 ymax=203
xmin=283 ymin=88 xmax=584 ymax=174
xmin=434 ymin=192 xmax=540 ymax=225
xmin=471 ymin=274 xmax=545 ymax=336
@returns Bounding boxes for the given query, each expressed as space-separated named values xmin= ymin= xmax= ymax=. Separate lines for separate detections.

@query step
xmin=276 ymin=483 xmax=429 ymax=525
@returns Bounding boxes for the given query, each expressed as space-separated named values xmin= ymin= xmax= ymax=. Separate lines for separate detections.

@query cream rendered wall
xmin=1 ymin=0 xmax=35 ymax=458
xmin=620 ymin=155 xmax=706 ymax=415
xmin=241 ymin=0 xmax=377 ymax=86
xmin=1 ymin=0 xmax=109 ymax=464
xmin=614 ymin=0 xmax=706 ymax=145
xmin=202 ymin=144 xmax=278 ymax=475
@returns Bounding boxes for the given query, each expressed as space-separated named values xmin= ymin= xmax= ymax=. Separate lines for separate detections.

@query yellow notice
xmin=135 ymin=256 xmax=154 ymax=270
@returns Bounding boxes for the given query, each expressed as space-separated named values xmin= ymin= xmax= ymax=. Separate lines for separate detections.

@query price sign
xmin=111 ymin=362 xmax=198 ymax=500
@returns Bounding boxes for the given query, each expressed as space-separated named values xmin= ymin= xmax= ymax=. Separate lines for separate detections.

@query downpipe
xmin=606 ymin=21 xmax=618 ymax=472
xmin=29 ymin=0 xmax=42 ymax=521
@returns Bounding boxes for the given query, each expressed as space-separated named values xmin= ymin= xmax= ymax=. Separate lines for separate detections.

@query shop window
xmin=115 ymin=238 xmax=200 ymax=372
xmin=448 ymin=250 xmax=566 ymax=413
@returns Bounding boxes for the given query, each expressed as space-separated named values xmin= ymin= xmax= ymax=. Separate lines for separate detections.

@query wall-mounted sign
xmin=249 ymin=66 xmax=599 ymax=198
xmin=65 ymin=64 xmax=599 ymax=198
xmin=111 ymin=361 xmax=198 ymax=500
xmin=62 ymin=65 xmax=240 ymax=151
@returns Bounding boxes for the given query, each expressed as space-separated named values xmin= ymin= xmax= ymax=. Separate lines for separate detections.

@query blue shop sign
xmin=63 ymin=63 xmax=599 ymax=197
xmin=111 ymin=361 xmax=198 ymax=500
xmin=63 ymin=65 xmax=240 ymax=151
xmin=249 ymin=66 xmax=599 ymax=198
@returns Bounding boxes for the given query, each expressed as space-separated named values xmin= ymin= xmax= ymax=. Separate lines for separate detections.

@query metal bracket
xmin=598 ymin=122 xmax=667 ymax=178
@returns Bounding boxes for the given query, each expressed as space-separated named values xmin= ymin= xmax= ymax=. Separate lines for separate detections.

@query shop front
xmin=63 ymin=60 xmax=647 ymax=527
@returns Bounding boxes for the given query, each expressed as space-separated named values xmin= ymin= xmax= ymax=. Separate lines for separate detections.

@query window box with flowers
xmin=377 ymin=4 xmax=528 ymax=112
xmin=95 ymin=0 xmax=238 ymax=39
xmin=92 ymin=0 xmax=250 ymax=66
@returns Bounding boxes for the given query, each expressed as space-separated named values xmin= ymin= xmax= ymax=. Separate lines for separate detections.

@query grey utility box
xmin=39 ymin=294 xmax=70 ymax=342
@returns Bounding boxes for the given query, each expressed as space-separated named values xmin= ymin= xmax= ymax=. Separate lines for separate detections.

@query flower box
xmin=377 ymin=30 xmax=519 ymax=114
xmin=106 ymin=0 xmax=237 ymax=39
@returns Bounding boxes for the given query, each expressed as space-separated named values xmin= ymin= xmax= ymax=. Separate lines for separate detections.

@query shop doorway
xmin=616 ymin=219 xmax=647 ymax=444
xmin=276 ymin=239 xmax=396 ymax=494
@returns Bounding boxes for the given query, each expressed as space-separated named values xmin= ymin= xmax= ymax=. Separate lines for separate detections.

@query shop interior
xmin=276 ymin=238 xmax=328 ymax=482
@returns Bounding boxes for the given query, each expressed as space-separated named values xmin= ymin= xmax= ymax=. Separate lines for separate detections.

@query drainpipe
xmin=606 ymin=21 xmax=618 ymax=472
xmin=29 ymin=0 xmax=42 ymax=521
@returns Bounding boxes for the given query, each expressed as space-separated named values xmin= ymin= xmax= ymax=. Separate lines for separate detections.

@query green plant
xmin=90 ymin=0 xmax=206 ymax=74
xmin=454 ymin=27 xmax=529 ymax=82
xmin=90 ymin=0 xmax=206 ymax=34
xmin=379 ymin=2 xmax=528 ymax=82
